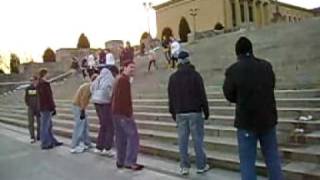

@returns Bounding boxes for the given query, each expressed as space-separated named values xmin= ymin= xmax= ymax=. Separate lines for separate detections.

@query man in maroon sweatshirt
xmin=37 ymin=68 xmax=63 ymax=149
xmin=111 ymin=61 xmax=144 ymax=171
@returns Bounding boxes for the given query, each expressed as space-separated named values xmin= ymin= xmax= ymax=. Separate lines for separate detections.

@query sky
xmin=0 ymin=0 xmax=319 ymax=72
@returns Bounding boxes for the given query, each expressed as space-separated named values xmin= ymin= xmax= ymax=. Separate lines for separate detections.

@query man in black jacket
xmin=168 ymin=51 xmax=209 ymax=175
xmin=25 ymin=76 xmax=40 ymax=143
xmin=223 ymin=37 xmax=283 ymax=180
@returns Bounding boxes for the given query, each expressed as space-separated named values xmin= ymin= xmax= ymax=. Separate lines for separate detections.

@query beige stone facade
xmin=154 ymin=0 xmax=315 ymax=40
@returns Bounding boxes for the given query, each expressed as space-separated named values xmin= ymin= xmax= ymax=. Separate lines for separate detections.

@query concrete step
xmin=131 ymin=105 xmax=320 ymax=120
xmin=0 ymin=115 xmax=319 ymax=180
xmin=1 ymin=106 xmax=320 ymax=146
xmin=1 ymin=110 xmax=320 ymax=164
xmin=131 ymin=98 xmax=320 ymax=108
xmin=134 ymin=89 xmax=320 ymax=99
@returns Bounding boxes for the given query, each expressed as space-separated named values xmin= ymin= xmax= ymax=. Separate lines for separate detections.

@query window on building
xmin=249 ymin=6 xmax=254 ymax=22
xmin=240 ymin=4 xmax=245 ymax=22
xmin=231 ymin=2 xmax=236 ymax=27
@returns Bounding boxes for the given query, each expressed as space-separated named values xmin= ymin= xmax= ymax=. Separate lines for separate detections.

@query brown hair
xmin=38 ymin=68 xmax=48 ymax=79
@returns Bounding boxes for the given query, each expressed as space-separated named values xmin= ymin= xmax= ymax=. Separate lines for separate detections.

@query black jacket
xmin=25 ymin=84 xmax=40 ymax=111
xmin=168 ymin=64 xmax=209 ymax=119
xmin=223 ymin=55 xmax=278 ymax=133
xmin=37 ymin=79 xmax=56 ymax=111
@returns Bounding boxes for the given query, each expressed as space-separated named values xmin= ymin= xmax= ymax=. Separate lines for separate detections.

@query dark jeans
xmin=237 ymin=127 xmax=283 ymax=180
xmin=40 ymin=111 xmax=60 ymax=148
xmin=113 ymin=115 xmax=139 ymax=166
xmin=171 ymin=56 xmax=177 ymax=69
xmin=28 ymin=107 xmax=40 ymax=140
xmin=94 ymin=104 xmax=114 ymax=150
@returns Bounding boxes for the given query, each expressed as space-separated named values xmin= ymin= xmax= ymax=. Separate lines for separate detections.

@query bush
xmin=10 ymin=53 xmax=20 ymax=74
xmin=214 ymin=22 xmax=224 ymax=30
xmin=43 ymin=48 xmax=56 ymax=63
xmin=77 ymin=33 xmax=90 ymax=48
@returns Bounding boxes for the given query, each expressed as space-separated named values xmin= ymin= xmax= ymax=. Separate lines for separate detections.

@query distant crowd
xmin=24 ymin=37 xmax=284 ymax=179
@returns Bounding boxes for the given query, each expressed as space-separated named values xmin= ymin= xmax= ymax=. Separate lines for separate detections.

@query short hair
xmin=38 ymin=68 xmax=48 ymax=78
xmin=235 ymin=36 xmax=253 ymax=56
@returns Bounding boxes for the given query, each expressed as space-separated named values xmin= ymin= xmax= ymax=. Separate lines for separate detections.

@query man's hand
xmin=204 ymin=113 xmax=209 ymax=120
xmin=51 ymin=110 xmax=56 ymax=116
xmin=80 ymin=110 xmax=86 ymax=120
xmin=171 ymin=114 xmax=176 ymax=121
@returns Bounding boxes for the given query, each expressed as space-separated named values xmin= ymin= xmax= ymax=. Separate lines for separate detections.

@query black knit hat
xmin=235 ymin=37 xmax=253 ymax=56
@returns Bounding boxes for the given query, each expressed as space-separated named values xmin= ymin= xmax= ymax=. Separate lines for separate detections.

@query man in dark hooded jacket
xmin=223 ymin=37 xmax=283 ymax=180
xmin=168 ymin=51 xmax=209 ymax=175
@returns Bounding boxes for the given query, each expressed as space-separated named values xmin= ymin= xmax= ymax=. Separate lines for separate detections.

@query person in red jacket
xmin=111 ymin=61 xmax=144 ymax=171
xmin=37 ymin=68 xmax=63 ymax=150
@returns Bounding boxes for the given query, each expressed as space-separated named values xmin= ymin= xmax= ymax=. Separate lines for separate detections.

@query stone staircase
xmin=0 ymin=89 xmax=320 ymax=179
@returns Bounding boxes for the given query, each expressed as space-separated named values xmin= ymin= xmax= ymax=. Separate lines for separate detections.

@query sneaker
xmin=55 ymin=142 xmax=63 ymax=147
xmin=30 ymin=139 xmax=36 ymax=144
xmin=125 ymin=164 xmax=144 ymax=171
xmin=196 ymin=164 xmax=210 ymax=174
xmin=93 ymin=148 xmax=103 ymax=154
xmin=102 ymin=149 xmax=115 ymax=157
xmin=179 ymin=167 xmax=189 ymax=175
xmin=70 ymin=146 xmax=84 ymax=154
xmin=80 ymin=143 xmax=91 ymax=151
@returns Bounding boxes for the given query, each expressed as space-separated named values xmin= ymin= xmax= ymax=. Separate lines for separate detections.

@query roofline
xmin=153 ymin=0 xmax=184 ymax=10
xmin=154 ymin=0 xmax=314 ymax=13
xmin=273 ymin=1 xmax=314 ymax=13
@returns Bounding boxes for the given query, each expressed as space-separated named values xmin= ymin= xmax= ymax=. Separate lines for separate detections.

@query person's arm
xmin=45 ymin=82 xmax=56 ymax=111
xmin=168 ymin=76 xmax=176 ymax=121
xmin=197 ymin=74 xmax=209 ymax=120
xmin=223 ymin=69 xmax=237 ymax=103
xmin=24 ymin=87 xmax=29 ymax=106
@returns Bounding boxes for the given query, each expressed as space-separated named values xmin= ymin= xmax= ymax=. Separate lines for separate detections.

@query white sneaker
xmin=196 ymin=164 xmax=210 ymax=174
xmin=102 ymin=149 xmax=115 ymax=157
xmin=93 ymin=148 xmax=103 ymax=154
xmin=70 ymin=146 xmax=84 ymax=154
xmin=179 ymin=167 xmax=189 ymax=175
xmin=80 ymin=144 xmax=91 ymax=151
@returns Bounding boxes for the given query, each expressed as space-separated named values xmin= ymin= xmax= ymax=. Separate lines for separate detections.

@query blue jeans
xmin=94 ymin=104 xmax=114 ymax=151
xmin=176 ymin=112 xmax=206 ymax=169
xmin=71 ymin=106 xmax=91 ymax=148
xmin=40 ymin=111 xmax=59 ymax=148
xmin=237 ymin=127 xmax=283 ymax=180
xmin=113 ymin=115 xmax=139 ymax=166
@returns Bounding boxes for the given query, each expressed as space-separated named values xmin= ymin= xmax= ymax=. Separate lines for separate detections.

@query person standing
xmin=168 ymin=51 xmax=209 ymax=175
xmin=25 ymin=76 xmax=40 ymax=143
xmin=105 ymin=49 xmax=119 ymax=78
xmin=70 ymin=74 xmax=98 ymax=154
xmin=223 ymin=37 xmax=283 ymax=180
xmin=112 ymin=61 xmax=144 ymax=171
xmin=91 ymin=68 xmax=115 ymax=156
xmin=169 ymin=36 xmax=181 ymax=69
xmin=37 ymin=68 xmax=63 ymax=150
xmin=147 ymin=48 xmax=158 ymax=72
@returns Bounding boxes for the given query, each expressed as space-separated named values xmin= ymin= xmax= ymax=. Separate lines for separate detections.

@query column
xmin=260 ymin=2 xmax=265 ymax=26
xmin=244 ymin=0 xmax=250 ymax=25
xmin=235 ymin=0 xmax=242 ymax=27
xmin=254 ymin=0 xmax=261 ymax=27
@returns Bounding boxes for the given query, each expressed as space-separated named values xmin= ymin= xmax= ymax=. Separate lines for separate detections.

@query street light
xmin=143 ymin=2 xmax=152 ymax=36
xmin=189 ymin=8 xmax=199 ymax=40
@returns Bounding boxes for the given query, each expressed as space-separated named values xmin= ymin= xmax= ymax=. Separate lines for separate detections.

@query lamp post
xmin=189 ymin=8 xmax=199 ymax=40
xmin=143 ymin=2 xmax=152 ymax=36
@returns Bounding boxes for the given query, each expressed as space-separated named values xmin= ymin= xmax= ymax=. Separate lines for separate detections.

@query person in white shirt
xmin=170 ymin=37 xmax=181 ymax=69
